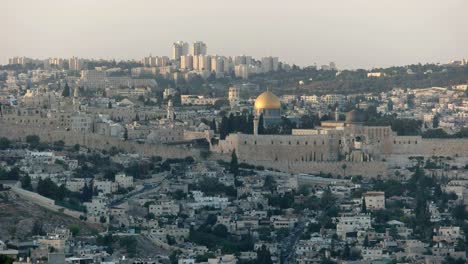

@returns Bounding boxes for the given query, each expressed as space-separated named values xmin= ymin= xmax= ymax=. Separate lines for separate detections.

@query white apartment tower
xmin=211 ymin=56 xmax=224 ymax=74
xmin=180 ymin=55 xmax=194 ymax=70
xmin=235 ymin=64 xmax=249 ymax=79
xmin=261 ymin=57 xmax=279 ymax=73
xmin=142 ymin=56 xmax=169 ymax=67
xmin=69 ymin=57 xmax=83 ymax=71
xmin=234 ymin=55 xmax=252 ymax=65
xmin=172 ymin=41 xmax=189 ymax=60
xmin=198 ymin=55 xmax=212 ymax=71
xmin=191 ymin=41 xmax=207 ymax=56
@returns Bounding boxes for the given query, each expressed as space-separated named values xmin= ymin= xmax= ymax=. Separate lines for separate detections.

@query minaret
xmin=73 ymin=87 xmax=79 ymax=111
xmin=253 ymin=115 xmax=259 ymax=135
xmin=167 ymin=100 xmax=175 ymax=121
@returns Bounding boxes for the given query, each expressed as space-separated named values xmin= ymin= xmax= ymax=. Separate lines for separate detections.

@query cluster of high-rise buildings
xmin=8 ymin=41 xmax=285 ymax=81
xmin=140 ymin=41 xmax=284 ymax=80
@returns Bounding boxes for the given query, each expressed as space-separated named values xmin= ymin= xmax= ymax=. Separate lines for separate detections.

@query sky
xmin=2 ymin=0 xmax=468 ymax=69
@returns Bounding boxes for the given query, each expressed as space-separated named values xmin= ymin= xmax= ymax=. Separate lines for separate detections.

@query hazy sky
xmin=3 ymin=0 xmax=468 ymax=69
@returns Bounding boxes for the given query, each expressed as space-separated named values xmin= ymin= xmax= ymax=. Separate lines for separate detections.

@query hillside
xmin=0 ymin=189 xmax=102 ymax=241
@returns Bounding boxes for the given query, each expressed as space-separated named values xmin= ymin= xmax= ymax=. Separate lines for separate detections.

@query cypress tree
xmin=230 ymin=150 xmax=239 ymax=176
xmin=62 ymin=82 xmax=71 ymax=97
xmin=210 ymin=118 xmax=217 ymax=132
xmin=361 ymin=197 xmax=367 ymax=213
xmin=258 ymin=114 xmax=265 ymax=134
xmin=220 ymin=116 xmax=229 ymax=139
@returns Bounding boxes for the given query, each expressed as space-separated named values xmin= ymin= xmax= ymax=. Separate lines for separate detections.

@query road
xmin=280 ymin=219 xmax=306 ymax=264
xmin=109 ymin=173 xmax=169 ymax=207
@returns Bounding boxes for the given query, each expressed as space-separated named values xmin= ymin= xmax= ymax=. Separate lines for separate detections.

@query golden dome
xmin=254 ymin=91 xmax=281 ymax=110
xmin=24 ymin=89 xmax=33 ymax=98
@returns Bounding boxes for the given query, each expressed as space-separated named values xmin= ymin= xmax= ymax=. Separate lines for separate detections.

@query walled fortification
xmin=0 ymin=124 xmax=198 ymax=159
xmin=392 ymin=136 xmax=468 ymax=156
xmin=240 ymin=159 xmax=388 ymax=178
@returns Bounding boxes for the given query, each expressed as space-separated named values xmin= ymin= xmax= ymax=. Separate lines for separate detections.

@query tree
xmin=432 ymin=114 xmax=440 ymax=128
xmin=256 ymin=245 xmax=273 ymax=264
xmin=62 ymin=82 xmax=71 ymax=97
xmin=451 ymin=202 xmax=466 ymax=225
xmin=31 ymin=220 xmax=45 ymax=236
xmin=264 ymin=175 xmax=277 ymax=192
xmin=299 ymin=114 xmax=319 ymax=129
xmin=68 ymin=225 xmax=80 ymax=237
xmin=53 ymin=140 xmax=65 ymax=151
xmin=0 ymin=137 xmax=11 ymax=150
xmin=230 ymin=150 xmax=239 ymax=176
xmin=442 ymin=257 xmax=466 ymax=264
xmin=214 ymin=99 xmax=230 ymax=110
xmin=341 ymin=164 xmax=347 ymax=177
xmin=166 ymin=235 xmax=176 ymax=245
xmin=213 ymin=224 xmax=228 ymax=238
xmin=73 ymin=144 xmax=80 ymax=152
xmin=26 ymin=135 xmax=40 ymax=148
xmin=342 ymin=243 xmax=351 ymax=259
xmin=361 ymin=197 xmax=367 ymax=213
xmin=210 ymin=118 xmax=217 ymax=132
xmin=258 ymin=114 xmax=265 ymax=134
xmin=363 ymin=235 xmax=369 ymax=247
xmin=21 ymin=175 xmax=33 ymax=190
xmin=0 ymin=255 xmax=14 ymax=264
xmin=37 ymin=178 xmax=60 ymax=200
xmin=389 ymin=225 xmax=399 ymax=239
xmin=123 ymin=127 xmax=128 ymax=141
xmin=219 ymin=115 xmax=229 ymax=139
xmin=107 ymin=101 xmax=112 ymax=109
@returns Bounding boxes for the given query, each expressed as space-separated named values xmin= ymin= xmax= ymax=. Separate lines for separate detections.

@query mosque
xmin=252 ymin=90 xmax=282 ymax=134
xmin=212 ymin=90 xmax=468 ymax=176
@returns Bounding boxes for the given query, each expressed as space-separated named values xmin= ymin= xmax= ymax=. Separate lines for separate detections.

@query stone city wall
xmin=242 ymin=160 xmax=388 ymax=178
xmin=11 ymin=187 xmax=83 ymax=219
xmin=214 ymin=133 xmax=340 ymax=162
xmin=392 ymin=137 xmax=468 ymax=157
xmin=0 ymin=123 xmax=198 ymax=159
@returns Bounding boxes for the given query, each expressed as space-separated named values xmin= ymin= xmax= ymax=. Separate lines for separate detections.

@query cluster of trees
xmin=364 ymin=107 xmax=422 ymax=136
xmin=219 ymin=113 xmax=254 ymax=139
xmin=368 ymin=165 xmax=465 ymax=243
xmin=96 ymin=234 xmax=137 ymax=257
xmin=422 ymin=128 xmax=468 ymax=138
xmin=250 ymin=64 xmax=468 ymax=96
xmin=193 ymin=177 xmax=237 ymax=197
xmin=0 ymin=167 xmax=24 ymax=181
xmin=36 ymin=178 xmax=90 ymax=211
xmin=0 ymin=137 xmax=12 ymax=150
xmin=189 ymin=214 xmax=253 ymax=254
